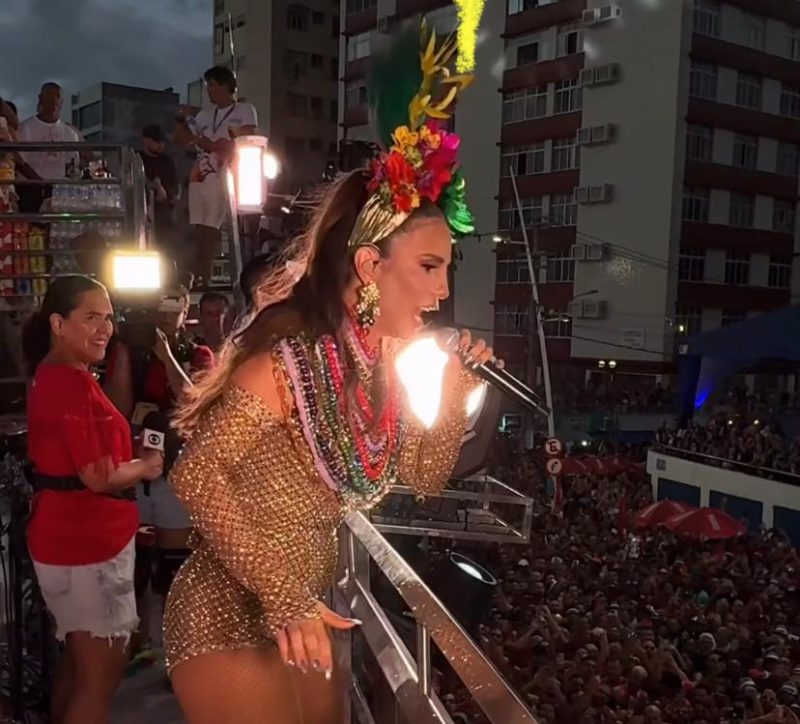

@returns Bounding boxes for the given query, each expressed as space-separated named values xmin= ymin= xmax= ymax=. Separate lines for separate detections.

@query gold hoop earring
xmin=355 ymin=281 xmax=380 ymax=328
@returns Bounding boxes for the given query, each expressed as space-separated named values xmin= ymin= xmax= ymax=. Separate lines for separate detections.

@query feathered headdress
xmin=348 ymin=1 xmax=485 ymax=250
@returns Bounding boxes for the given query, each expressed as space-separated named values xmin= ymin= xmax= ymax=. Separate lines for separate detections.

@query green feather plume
xmin=367 ymin=23 xmax=423 ymax=149
xmin=438 ymin=170 xmax=475 ymax=240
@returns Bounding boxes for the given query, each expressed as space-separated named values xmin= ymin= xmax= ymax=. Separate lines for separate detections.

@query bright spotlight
xmin=263 ymin=153 xmax=280 ymax=180
xmin=231 ymin=135 xmax=269 ymax=213
xmin=110 ymin=251 xmax=161 ymax=291
xmin=395 ymin=336 xmax=450 ymax=429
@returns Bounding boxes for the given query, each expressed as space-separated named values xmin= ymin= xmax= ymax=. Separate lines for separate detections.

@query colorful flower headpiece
xmin=348 ymin=3 xmax=485 ymax=251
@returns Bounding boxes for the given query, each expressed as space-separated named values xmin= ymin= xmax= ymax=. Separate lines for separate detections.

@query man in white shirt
xmin=16 ymin=83 xmax=82 ymax=212
xmin=176 ymin=66 xmax=258 ymax=288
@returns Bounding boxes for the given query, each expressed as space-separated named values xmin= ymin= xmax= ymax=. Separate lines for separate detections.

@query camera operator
xmin=104 ymin=286 xmax=213 ymax=655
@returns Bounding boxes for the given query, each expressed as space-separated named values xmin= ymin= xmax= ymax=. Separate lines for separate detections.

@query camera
xmin=116 ymin=306 xmax=160 ymax=349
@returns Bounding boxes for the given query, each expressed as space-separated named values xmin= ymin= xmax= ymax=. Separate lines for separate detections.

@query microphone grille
xmin=435 ymin=327 xmax=461 ymax=353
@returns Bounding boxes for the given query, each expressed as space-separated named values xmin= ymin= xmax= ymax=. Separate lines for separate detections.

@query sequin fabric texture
xmin=163 ymin=338 xmax=473 ymax=673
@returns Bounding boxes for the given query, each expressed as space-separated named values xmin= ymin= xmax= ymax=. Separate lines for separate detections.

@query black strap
xmin=32 ymin=473 xmax=136 ymax=501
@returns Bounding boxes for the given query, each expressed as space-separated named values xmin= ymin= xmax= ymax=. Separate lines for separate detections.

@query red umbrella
xmin=662 ymin=507 xmax=746 ymax=541
xmin=635 ymin=500 xmax=693 ymax=529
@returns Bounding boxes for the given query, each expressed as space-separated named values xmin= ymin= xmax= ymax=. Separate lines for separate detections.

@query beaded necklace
xmin=278 ymin=319 xmax=401 ymax=505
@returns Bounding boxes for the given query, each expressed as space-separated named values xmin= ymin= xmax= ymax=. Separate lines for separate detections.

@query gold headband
xmin=348 ymin=194 xmax=410 ymax=251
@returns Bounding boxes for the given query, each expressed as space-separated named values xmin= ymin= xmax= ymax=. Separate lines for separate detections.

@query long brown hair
xmin=173 ymin=169 xmax=443 ymax=437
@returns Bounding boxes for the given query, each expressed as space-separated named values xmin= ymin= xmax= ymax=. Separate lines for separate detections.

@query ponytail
xmin=21 ymin=311 xmax=52 ymax=376
xmin=20 ymin=274 xmax=106 ymax=377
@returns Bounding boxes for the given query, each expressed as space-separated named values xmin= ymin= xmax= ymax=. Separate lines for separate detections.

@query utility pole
xmin=508 ymin=167 xmax=556 ymax=439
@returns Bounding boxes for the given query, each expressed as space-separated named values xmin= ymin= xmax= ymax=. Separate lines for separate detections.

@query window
xmin=790 ymin=27 xmax=800 ymax=61
xmin=495 ymin=305 xmax=529 ymax=336
xmin=500 ymin=143 xmax=545 ymax=177
xmin=678 ymin=252 xmax=705 ymax=281
xmin=508 ymin=0 xmax=558 ymax=13
xmin=330 ymin=99 xmax=339 ymax=123
xmin=777 ymin=142 xmax=800 ymax=177
xmin=309 ymin=138 xmax=323 ymax=152
xmin=78 ymin=101 xmax=101 ymax=129
xmin=693 ymin=0 xmax=720 ymax=38
xmin=675 ymin=307 xmax=702 ymax=337
xmin=736 ymin=73 xmax=762 ymax=110
xmin=554 ymin=78 xmax=582 ymax=114
xmin=499 ymin=197 xmax=544 ymax=229
xmin=214 ymin=22 xmax=226 ymax=56
xmin=768 ymin=260 xmax=792 ymax=289
xmin=550 ymin=193 xmax=577 ymax=226
xmin=214 ymin=0 xmax=225 ymax=16
xmin=345 ymin=80 xmax=367 ymax=108
xmin=517 ymin=42 xmax=539 ymax=66
xmin=284 ymin=50 xmax=309 ymax=78
xmin=682 ymin=187 xmax=710 ymax=222
xmin=347 ymin=32 xmax=370 ymax=61
xmin=285 ymin=136 xmax=306 ymax=157
xmin=725 ymin=253 xmax=750 ymax=285
xmin=741 ymin=12 xmax=766 ymax=51
xmin=773 ymin=199 xmax=796 ymax=234
xmin=729 ymin=193 xmax=755 ymax=227
xmin=502 ymin=86 xmax=547 ymax=124
xmin=780 ymin=85 xmax=800 ymax=119
xmin=552 ymin=138 xmax=580 ymax=171
xmin=557 ymin=24 xmax=582 ymax=57
xmin=732 ymin=134 xmax=758 ymax=170
xmin=287 ymin=4 xmax=310 ymax=31
xmin=546 ymin=254 xmax=575 ymax=282
xmin=496 ymin=259 xmax=530 ymax=284
xmin=689 ymin=60 xmax=717 ymax=100
xmin=311 ymin=53 xmax=324 ymax=69
xmin=286 ymin=92 xmax=308 ymax=117
xmin=310 ymin=96 xmax=324 ymax=119
xmin=721 ymin=310 xmax=746 ymax=326
xmin=543 ymin=314 xmax=572 ymax=339
xmin=346 ymin=0 xmax=377 ymax=11
xmin=312 ymin=10 xmax=324 ymax=24
xmin=686 ymin=124 xmax=713 ymax=162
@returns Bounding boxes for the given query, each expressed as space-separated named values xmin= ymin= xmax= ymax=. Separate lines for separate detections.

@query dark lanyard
xmin=212 ymin=105 xmax=236 ymax=135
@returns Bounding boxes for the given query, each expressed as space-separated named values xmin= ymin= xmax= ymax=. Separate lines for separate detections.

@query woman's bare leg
xmin=50 ymin=646 xmax=74 ymax=724
xmin=171 ymin=646 xmax=343 ymax=724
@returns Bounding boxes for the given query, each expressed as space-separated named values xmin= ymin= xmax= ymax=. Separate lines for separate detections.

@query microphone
xmin=435 ymin=327 xmax=551 ymax=419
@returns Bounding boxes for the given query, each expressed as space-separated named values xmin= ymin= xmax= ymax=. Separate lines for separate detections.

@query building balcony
xmin=681 ymin=221 xmax=794 ymax=257
xmin=343 ymin=104 xmax=369 ymax=128
xmin=677 ymin=281 xmax=790 ymax=311
xmin=504 ymin=0 xmax=587 ymax=38
xmin=395 ymin=0 xmax=451 ymax=19
xmin=684 ymin=160 xmax=798 ymax=201
xmin=344 ymin=57 xmax=370 ymax=82
xmin=500 ymin=111 xmax=581 ymax=146
xmin=687 ymin=98 xmax=800 ymax=145
xmin=498 ymin=170 xmax=580 ymax=200
xmin=502 ymin=225 xmax=577 ymax=253
xmin=502 ymin=54 xmax=585 ymax=94
xmin=343 ymin=6 xmax=377 ymax=36
xmin=692 ymin=34 xmax=800 ymax=87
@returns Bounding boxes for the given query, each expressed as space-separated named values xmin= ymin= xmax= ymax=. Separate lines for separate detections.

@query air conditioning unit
xmin=597 ymin=4 xmax=622 ymax=22
xmin=576 ymin=127 xmax=593 ymax=145
xmin=574 ymin=186 xmax=590 ymax=204
xmin=581 ymin=8 xmax=598 ymax=25
xmin=593 ymin=62 xmax=621 ymax=85
xmin=579 ymin=67 xmax=596 ymax=87
xmin=591 ymin=123 xmax=616 ymax=143
xmin=568 ymin=300 xmax=585 ymax=319
xmin=581 ymin=183 xmax=613 ymax=203
xmin=582 ymin=300 xmax=608 ymax=319
xmin=586 ymin=243 xmax=609 ymax=261
xmin=571 ymin=243 xmax=587 ymax=260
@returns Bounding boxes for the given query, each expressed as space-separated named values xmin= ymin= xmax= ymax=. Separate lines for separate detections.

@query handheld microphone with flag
xmin=435 ymin=327 xmax=551 ymax=420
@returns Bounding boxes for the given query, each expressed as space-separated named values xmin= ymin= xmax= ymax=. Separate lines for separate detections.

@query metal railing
xmin=335 ymin=512 xmax=537 ymax=724
xmin=653 ymin=444 xmax=800 ymax=487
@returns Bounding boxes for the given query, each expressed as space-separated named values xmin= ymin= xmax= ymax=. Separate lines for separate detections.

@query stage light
xmin=231 ymin=135 xmax=269 ymax=213
xmin=109 ymin=251 xmax=161 ymax=291
xmin=450 ymin=552 xmax=497 ymax=585
xmin=263 ymin=153 xmax=280 ymax=180
xmin=395 ymin=337 xmax=449 ymax=429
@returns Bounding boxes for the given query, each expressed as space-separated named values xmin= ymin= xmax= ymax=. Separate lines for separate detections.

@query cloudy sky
xmin=0 ymin=0 xmax=212 ymax=116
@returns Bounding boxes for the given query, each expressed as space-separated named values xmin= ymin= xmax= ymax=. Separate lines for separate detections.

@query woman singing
xmin=164 ymin=19 xmax=487 ymax=724
xmin=22 ymin=275 xmax=164 ymax=724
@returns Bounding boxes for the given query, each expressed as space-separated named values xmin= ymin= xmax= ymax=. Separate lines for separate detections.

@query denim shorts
xmin=32 ymin=536 xmax=138 ymax=644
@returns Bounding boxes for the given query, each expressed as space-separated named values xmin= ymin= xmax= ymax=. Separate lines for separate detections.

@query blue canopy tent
xmin=678 ymin=305 xmax=800 ymax=425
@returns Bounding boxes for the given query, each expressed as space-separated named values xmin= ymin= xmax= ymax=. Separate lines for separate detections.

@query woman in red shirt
xmin=22 ymin=275 xmax=163 ymax=724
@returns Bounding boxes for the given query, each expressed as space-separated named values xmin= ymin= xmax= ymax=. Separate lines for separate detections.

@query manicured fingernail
xmin=325 ymin=669 xmax=332 ymax=681
xmin=287 ymin=660 xmax=295 ymax=667
xmin=350 ymin=618 xmax=363 ymax=625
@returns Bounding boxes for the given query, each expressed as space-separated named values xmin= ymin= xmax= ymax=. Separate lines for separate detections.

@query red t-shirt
xmin=27 ymin=365 xmax=138 ymax=565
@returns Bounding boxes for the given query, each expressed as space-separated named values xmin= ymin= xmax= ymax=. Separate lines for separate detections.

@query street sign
xmin=544 ymin=438 xmax=563 ymax=457
xmin=546 ymin=458 xmax=563 ymax=476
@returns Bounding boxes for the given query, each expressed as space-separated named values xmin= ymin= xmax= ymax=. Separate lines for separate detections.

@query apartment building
xmin=212 ymin=0 xmax=341 ymax=190
xmin=346 ymin=0 xmax=800 ymax=389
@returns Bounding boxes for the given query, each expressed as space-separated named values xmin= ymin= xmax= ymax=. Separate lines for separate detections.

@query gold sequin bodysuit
xmin=163 ymin=348 xmax=473 ymax=673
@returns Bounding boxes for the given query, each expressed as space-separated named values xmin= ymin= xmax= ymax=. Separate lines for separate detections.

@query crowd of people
xmin=554 ymin=379 xmax=677 ymax=415
xmin=430 ymin=438 xmax=800 ymax=723
xmin=656 ymin=415 xmax=800 ymax=476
